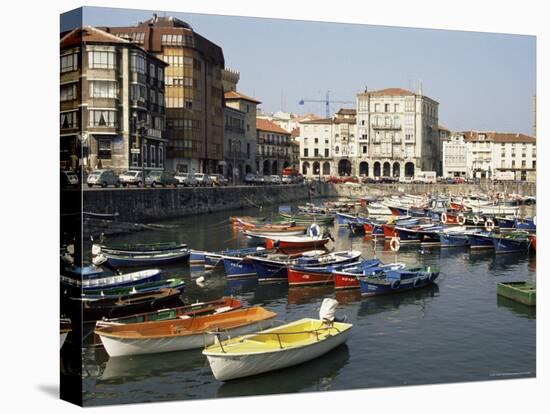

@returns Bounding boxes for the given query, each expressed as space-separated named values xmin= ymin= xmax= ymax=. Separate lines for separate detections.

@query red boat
xmin=440 ymin=211 xmax=465 ymax=225
xmin=381 ymin=224 xmax=398 ymax=239
xmin=334 ymin=273 xmax=360 ymax=290
xmin=363 ymin=222 xmax=373 ymax=234
xmin=287 ymin=251 xmax=362 ymax=286
xmin=530 ymin=234 xmax=536 ymax=252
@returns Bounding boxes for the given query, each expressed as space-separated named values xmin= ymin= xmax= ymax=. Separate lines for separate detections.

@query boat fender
xmin=533 ymin=216 xmax=537 ymax=226
xmin=391 ymin=279 xmax=401 ymax=289
xmin=390 ymin=237 xmax=401 ymax=252
xmin=473 ymin=215 xmax=480 ymax=225
xmin=485 ymin=219 xmax=495 ymax=232
xmin=441 ymin=212 xmax=448 ymax=224
xmin=457 ymin=213 xmax=466 ymax=225
xmin=413 ymin=278 xmax=421 ymax=288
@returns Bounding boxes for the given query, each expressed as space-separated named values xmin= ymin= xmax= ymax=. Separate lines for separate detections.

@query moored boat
xmin=247 ymin=250 xmax=328 ymax=282
xmin=466 ymin=231 xmax=494 ymax=249
xmin=491 ymin=231 xmax=531 ymax=254
xmin=62 ymin=269 xmax=162 ymax=292
xmin=333 ymin=261 xmax=404 ymax=290
xmin=287 ymin=250 xmax=363 ymax=286
xmin=94 ymin=248 xmax=190 ymax=267
xmin=95 ymin=306 xmax=277 ymax=357
xmin=497 ymin=281 xmax=536 ymax=306
xmin=96 ymin=296 xmax=242 ymax=327
xmin=202 ymin=299 xmax=352 ymax=381
xmin=80 ymin=278 xmax=186 ymax=300
xmin=358 ymin=266 xmax=439 ymax=296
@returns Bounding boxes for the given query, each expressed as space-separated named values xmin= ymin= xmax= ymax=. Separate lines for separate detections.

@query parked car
xmin=87 ymin=169 xmax=120 ymax=188
xmin=210 ymin=174 xmax=229 ymax=186
xmin=194 ymin=173 xmax=213 ymax=187
xmin=253 ymin=175 xmax=266 ymax=185
xmin=148 ymin=171 xmax=178 ymax=188
xmin=281 ymin=175 xmax=294 ymax=184
xmin=61 ymin=170 xmax=79 ymax=188
xmin=175 ymin=172 xmax=197 ymax=187
xmin=244 ymin=173 xmax=256 ymax=185
xmin=119 ymin=170 xmax=150 ymax=187
xmin=270 ymin=175 xmax=282 ymax=184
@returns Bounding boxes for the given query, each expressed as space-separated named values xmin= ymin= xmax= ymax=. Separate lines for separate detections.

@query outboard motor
xmin=319 ymin=298 xmax=346 ymax=324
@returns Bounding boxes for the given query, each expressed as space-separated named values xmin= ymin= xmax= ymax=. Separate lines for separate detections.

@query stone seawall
xmin=83 ymin=184 xmax=314 ymax=222
xmin=317 ymin=181 xmax=536 ymax=199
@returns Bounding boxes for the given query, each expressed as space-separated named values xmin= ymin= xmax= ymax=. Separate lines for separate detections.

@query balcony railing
xmin=372 ymin=124 xmax=402 ymax=130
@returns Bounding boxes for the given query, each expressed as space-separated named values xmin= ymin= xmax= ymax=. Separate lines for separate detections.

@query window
xmin=375 ymin=103 xmax=380 ymax=112
xmin=158 ymin=67 xmax=164 ymax=80
xmin=375 ymin=131 xmax=381 ymax=143
xmin=89 ymin=81 xmax=117 ymax=98
xmin=88 ymin=50 xmax=115 ymax=69
xmin=325 ymin=148 xmax=329 ymax=157
xmin=89 ymin=110 xmax=117 ymax=127
xmin=385 ymin=103 xmax=390 ymax=112
xmin=361 ymin=120 xmax=365 ymax=125
xmin=60 ymin=111 xmax=78 ymax=129
xmin=314 ymin=138 xmax=319 ymax=144
xmin=314 ymin=148 xmax=319 ymax=157
xmin=405 ymin=133 xmax=414 ymax=142
xmin=60 ymin=53 xmax=78 ymax=73
xmin=394 ymin=103 xmax=400 ymax=112
xmin=60 ymin=84 xmax=77 ymax=101
xmin=131 ymin=84 xmax=146 ymax=101
xmin=150 ymin=145 xmax=156 ymax=167
xmin=512 ymin=160 xmax=515 ymax=168
xmin=98 ymin=139 xmax=112 ymax=159
xmin=149 ymin=63 xmax=156 ymax=78
xmin=522 ymin=160 xmax=526 ymax=167
xmin=304 ymin=148 xmax=309 ymax=157
xmin=335 ymin=146 xmax=339 ymax=154
xmin=362 ymin=145 xmax=367 ymax=154
xmin=149 ymin=89 xmax=156 ymax=104
xmin=303 ymin=137 xmax=308 ymax=144
xmin=130 ymin=53 xmax=146 ymax=73
xmin=533 ymin=160 xmax=536 ymax=168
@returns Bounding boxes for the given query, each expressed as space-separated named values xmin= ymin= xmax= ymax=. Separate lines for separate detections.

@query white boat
xmin=203 ymin=299 xmax=352 ymax=381
xmin=244 ymin=228 xmax=306 ymax=238
xmin=95 ymin=307 xmax=277 ymax=357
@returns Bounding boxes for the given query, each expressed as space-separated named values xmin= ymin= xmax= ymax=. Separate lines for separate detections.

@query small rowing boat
xmin=202 ymin=299 xmax=351 ymax=381
xmin=95 ymin=306 xmax=277 ymax=357
xmin=287 ymin=250 xmax=362 ymax=286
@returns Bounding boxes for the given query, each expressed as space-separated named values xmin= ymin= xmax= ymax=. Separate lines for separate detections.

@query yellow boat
xmin=203 ymin=317 xmax=352 ymax=381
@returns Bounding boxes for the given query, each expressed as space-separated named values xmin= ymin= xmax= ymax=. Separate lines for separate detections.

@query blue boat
xmin=222 ymin=256 xmax=258 ymax=279
xmin=417 ymin=226 xmax=444 ymax=246
xmin=514 ymin=217 xmax=536 ymax=231
xmin=466 ymin=231 xmax=494 ymax=249
xmin=336 ymin=212 xmax=358 ymax=226
xmin=358 ymin=266 xmax=440 ymax=296
xmin=439 ymin=231 xmax=470 ymax=247
xmin=190 ymin=249 xmax=206 ymax=265
xmin=62 ymin=269 xmax=163 ymax=292
xmin=64 ymin=264 xmax=105 ymax=279
xmin=491 ymin=232 xmax=531 ymax=254
xmin=204 ymin=247 xmax=267 ymax=270
xmin=393 ymin=226 xmax=423 ymax=243
xmin=82 ymin=278 xmax=186 ymax=300
xmin=494 ymin=217 xmax=515 ymax=229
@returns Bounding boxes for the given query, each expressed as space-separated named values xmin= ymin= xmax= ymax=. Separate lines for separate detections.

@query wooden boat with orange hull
xmin=95 ymin=306 xmax=277 ymax=357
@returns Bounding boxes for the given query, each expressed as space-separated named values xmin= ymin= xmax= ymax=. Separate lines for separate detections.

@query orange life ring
xmin=390 ymin=237 xmax=401 ymax=252
xmin=441 ymin=212 xmax=448 ymax=224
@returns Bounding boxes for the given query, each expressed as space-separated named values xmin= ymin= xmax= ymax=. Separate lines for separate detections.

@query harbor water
xmin=72 ymin=200 xmax=536 ymax=406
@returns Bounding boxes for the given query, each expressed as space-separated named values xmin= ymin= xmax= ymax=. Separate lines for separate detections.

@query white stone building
xmin=461 ymin=131 xmax=536 ymax=182
xmin=299 ymin=87 xmax=440 ymax=179
xmin=442 ymin=133 xmax=469 ymax=178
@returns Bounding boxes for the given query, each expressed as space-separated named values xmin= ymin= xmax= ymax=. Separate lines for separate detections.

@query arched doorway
xmin=302 ymin=161 xmax=310 ymax=175
xmin=245 ymin=164 xmax=252 ymax=174
xmin=359 ymin=161 xmax=369 ymax=176
xmin=313 ymin=161 xmax=320 ymax=175
xmin=322 ymin=161 xmax=331 ymax=176
xmin=338 ymin=159 xmax=352 ymax=176
xmin=373 ymin=162 xmax=381 ymax=177
xmin=383 ymin=162 xmax=391 ymax=177
xmin=405 ymin=162 xmax=415 ymax=177
xmin=272 ymin=160 xmax=278 ymax=175
xmin=263 ymin=160 xmax=271 ymax=175
xmin=392 ymin=162 xmax=400 ymax=178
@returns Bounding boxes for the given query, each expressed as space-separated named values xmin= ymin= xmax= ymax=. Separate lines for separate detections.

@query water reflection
xmin=489 ymin=253 xmax=529 ymax=273
xmin=357 ymin=284 xmax=440 ymax=317
xmin=216 ymin=344 xmax=350 ymax=398
xmin=98 ymin=349 xmax=206 ymax=383
xmin=497 ymin=295 xmax=536 ymax=320
xmin=287 ymin=285 xmax=334 ymax=305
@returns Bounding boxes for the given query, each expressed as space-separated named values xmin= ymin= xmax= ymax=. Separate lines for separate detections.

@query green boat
xmin=279 ymin=212 xmax=335 ymax=225
xmin=497 ymin=281 xmax=536 ymax=306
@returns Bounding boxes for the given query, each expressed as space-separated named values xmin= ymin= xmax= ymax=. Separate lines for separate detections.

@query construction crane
xmin=298 ymin=91 xmax=354 ymax=118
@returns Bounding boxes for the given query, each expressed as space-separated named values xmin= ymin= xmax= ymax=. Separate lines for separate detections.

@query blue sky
xmin=62 ymin=6 xmax=536 ymax=135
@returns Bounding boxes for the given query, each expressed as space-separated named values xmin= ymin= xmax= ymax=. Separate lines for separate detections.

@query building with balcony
xmin=60 ymin=26 xmax=167 ymax=173
xmin=224 ymin=91 xmax=260 ymax=180
xmin=256 ymin=119 xmax=292 ymax=175
xmin=442 ymin=133 xmax=469 ymax=178
xmin=355 ymin=87 xmax=440 ymax=179
xmin=298 ymin=118 xmax=333 ymax=176
xmin=107 ymin=14 xmax=225 ymax=174
xmin=461 ymin=131 xmax=536 ymax=182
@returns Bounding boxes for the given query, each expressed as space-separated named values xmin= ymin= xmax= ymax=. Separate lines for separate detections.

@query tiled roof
xmin=462 ymin=131 xmax=536 ymax=144
xmin=295 ymin=113 xmax=320 ymax=121
xmin=225 ymin=91 xmax=262 ymax=104
xmin=337 ymin=108 xmax=357 ymax=115
xmin=334 ymin=117 xmax=356 ymax=124
xmin=61 ymin=25 xmax=129 ymax=48
xmin=256 ymin=118 xmax=291 ymax=135
xmin=291 ymin=127 xmax=300 ymax=137
xmin=438 ymin=125 xmax=450 ymax=132
xmin=357 ymin=88 xmax=416 ymax=97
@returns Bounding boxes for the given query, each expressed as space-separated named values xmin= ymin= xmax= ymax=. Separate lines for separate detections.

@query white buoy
xmin=196 ymin=276 xmax=206 ymax=287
